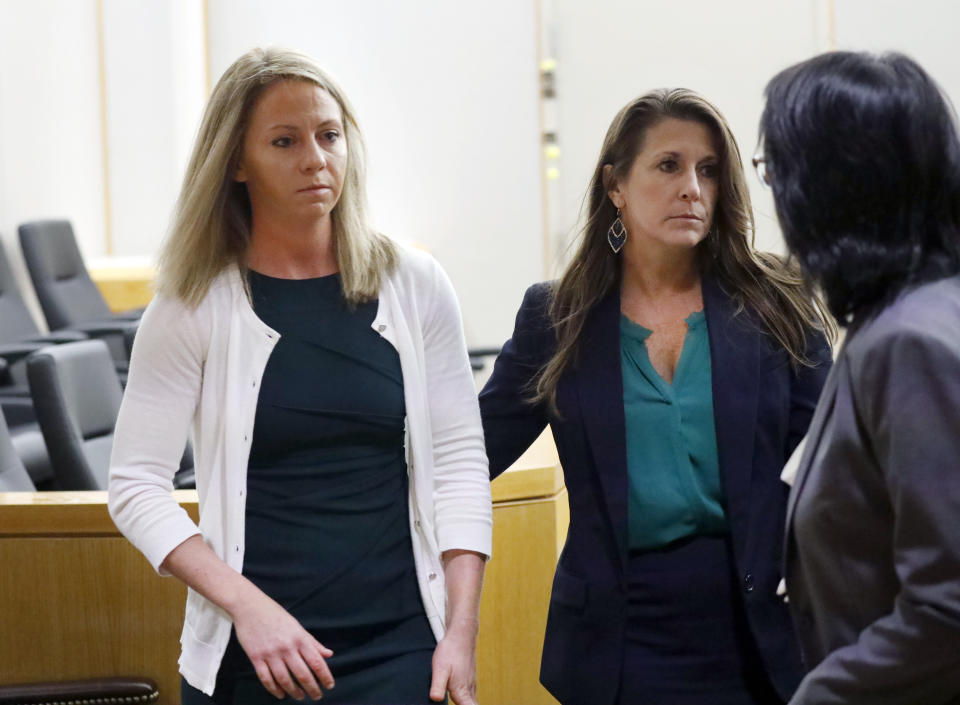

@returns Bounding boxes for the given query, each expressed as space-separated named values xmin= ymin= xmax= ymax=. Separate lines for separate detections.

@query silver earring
xmin=607 ymin=209 xmax=627 ymax=253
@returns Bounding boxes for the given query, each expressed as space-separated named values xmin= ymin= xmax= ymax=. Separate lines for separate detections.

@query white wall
xmin=101 ymin=0 xmax=207 ymax=259
xmin=834 ymin=0 xmax=960 ymax=106
xmin=547 ymin=0 xmax=829 ymax=262
xmin=0 ymin=0 xmax=105 ymax=323
xmin=208 ymin=0 xmax=545 ymax=348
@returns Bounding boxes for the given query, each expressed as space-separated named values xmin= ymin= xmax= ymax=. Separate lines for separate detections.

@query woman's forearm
xmin=441 ymin=549 xmax=486 ymax=633
xmin=430 ymin=549 xmax=486 ymax=704
xmin=159 ymin=535 xmax=259 ymax=618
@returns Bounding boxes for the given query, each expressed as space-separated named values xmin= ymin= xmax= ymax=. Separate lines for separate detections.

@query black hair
xmin=760 ymin=51 xmax=960 ymax=323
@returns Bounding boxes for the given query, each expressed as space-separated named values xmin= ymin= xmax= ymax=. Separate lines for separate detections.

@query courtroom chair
xmin=0 ymin=408 xmax=35 ymax=491
xmin=0 ymin=237 xmax=88 ymax=424
xmin=18 ymin=220 xmax=139 ymax=371
xmin=26 ymin=340 xmax=193 ymax=491
xmin=26 ymin=340 xmax=120 ymax=490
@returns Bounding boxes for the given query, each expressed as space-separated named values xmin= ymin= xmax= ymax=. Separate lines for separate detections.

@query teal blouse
xmin=620 ymin=311 xmax=728 ymax=552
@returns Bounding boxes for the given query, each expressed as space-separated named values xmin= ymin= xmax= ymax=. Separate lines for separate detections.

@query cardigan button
xmin=743 ymin=573 xmax=755 ymax=593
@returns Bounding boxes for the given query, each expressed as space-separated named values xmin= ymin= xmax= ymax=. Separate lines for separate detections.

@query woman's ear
xmin=235 ymin=161 xmax=247 ymax=183
xmin=603 ymin=164 xmax=624 ymax=209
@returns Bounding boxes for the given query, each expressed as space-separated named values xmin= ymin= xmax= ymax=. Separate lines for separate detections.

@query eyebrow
xmin=652 ymin=150 xmax=718 ymax=161
xmin=266 ymin=119 xmax=343 ymax=131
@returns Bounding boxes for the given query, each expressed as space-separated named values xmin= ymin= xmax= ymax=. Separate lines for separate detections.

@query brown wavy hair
xmin=535 ymin=88 xmax=835 ymax=410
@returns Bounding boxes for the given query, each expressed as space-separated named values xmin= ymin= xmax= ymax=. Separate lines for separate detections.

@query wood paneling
xmin=0 ymin=435 xmax=568 ymax=705
xmin=0 ymin=491 xmax=197 ymax=702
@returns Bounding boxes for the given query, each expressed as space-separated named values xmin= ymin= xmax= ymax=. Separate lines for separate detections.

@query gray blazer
xmin=785 ymin=274 xmax=960 ymax=705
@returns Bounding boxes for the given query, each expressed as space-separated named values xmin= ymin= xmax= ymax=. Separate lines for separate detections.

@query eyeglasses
xmin=752 ymin=153 xmax=771 ymax=188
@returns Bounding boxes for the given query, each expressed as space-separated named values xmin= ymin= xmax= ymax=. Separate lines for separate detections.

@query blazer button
xmin=743 ymin=573 xmax=755 ymax=593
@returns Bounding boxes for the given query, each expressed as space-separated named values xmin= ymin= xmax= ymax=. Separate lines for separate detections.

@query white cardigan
xmin=108 ymin=246 xmax=492 ymax=695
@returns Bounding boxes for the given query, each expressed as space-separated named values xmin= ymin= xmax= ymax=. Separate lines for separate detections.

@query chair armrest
xmin=61 ymin=319 xmax=139 ymax=337
xmin=0 ymin=677 xmax=158 ymax=705
xmin=467 ymin=346 xmax=502 ymax=358
xmin=114 ymin=307 xmax=145 ymax=320
xmin=0 ymin=342 xmax=47 ymax=366
xmin=24 ymin=330 xmax=89 ymax=344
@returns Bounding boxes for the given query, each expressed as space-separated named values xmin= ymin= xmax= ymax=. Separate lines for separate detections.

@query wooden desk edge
xmin=0 ymin=490 xmax=199 ymax=536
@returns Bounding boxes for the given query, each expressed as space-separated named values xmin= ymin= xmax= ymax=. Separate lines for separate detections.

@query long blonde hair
xmin=535 ymin=88 xmax=835 ymax=410
xmin=156 ymin=47 xmax=396 ymax=306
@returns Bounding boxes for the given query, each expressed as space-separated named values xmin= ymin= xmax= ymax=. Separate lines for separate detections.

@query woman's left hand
xmin=430 ymin=619 xmax=478 ymax=704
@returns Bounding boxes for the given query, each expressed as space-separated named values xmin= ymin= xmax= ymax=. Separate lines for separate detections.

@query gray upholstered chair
xmin=17 ymin=220 xmax=142 ymax=329
xmin=0 ymin=237 xmax=88 ymax=425
xmin=0 ymin=409 xmax=35 ymax=491
xmin=26 ymin=340 xmax=192 ymax=491
xmin=26 ymin=340 xmax=121 ymax=490
xmin=18 ymin=220 xmax=139 ymax=371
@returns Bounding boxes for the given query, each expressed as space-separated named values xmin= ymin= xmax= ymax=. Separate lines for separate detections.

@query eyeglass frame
xmin=752 ymin=152 xmax=771 ymax=188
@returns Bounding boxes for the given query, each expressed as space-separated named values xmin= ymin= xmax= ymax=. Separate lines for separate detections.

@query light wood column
xmin=477 ymin=429 xmax=567 ymax=705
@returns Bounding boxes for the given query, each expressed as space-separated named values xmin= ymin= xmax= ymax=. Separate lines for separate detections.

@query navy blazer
xmin=479 ymin=277 xmax=831 ymax=705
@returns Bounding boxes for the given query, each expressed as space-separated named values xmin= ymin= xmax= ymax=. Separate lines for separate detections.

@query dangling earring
xmin=607 ymin=209 xmax=627 ymax=253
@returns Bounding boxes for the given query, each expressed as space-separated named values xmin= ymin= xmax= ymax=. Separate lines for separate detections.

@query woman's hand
xmin=232 ymin=589 xmax=335 ymax=700
xmin=430 ymin=618 xmax=478 ymax=705
xmin=158 ymin=535 xmax=335 ymax=700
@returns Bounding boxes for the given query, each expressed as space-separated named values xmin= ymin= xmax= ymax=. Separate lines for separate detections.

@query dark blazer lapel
xmin=703 ymin=276 xmax=760 ymax=559
xmin=576 ymin=288 xmax=629 ymax=566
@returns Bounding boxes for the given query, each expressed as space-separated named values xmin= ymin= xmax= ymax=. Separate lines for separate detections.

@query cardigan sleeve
xmin=108 ymin=293 xmax=206 ymax=574
xmin=478 ymin=283 xmax=552 ymax=479
xmin=419 ymin=257 xmax=493 ymax=558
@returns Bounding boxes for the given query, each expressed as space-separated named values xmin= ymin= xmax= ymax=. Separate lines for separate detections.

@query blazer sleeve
xmin=790 ymin=326 xmax=960 ymax=704
xmin=786 ymin=330 xmax=833 ymax=458
xmin=478 ymin=283 xmax=553 ymax=479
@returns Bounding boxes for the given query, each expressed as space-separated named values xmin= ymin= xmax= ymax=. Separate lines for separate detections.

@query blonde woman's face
xmin=607 ymin=118 xmax=719 ymax=253
xmin=236 ymin=80 xmax=347 ymax=226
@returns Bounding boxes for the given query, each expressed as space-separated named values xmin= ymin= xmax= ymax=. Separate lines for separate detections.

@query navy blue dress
xmin=181 ymin=271 xmax=436 ymax=705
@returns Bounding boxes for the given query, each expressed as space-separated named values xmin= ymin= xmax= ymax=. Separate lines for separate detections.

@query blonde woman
xmin=108 ymin=48 xmax=490 ymax=705
xmin=480 ymin=90 xmax=834 ymax=705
